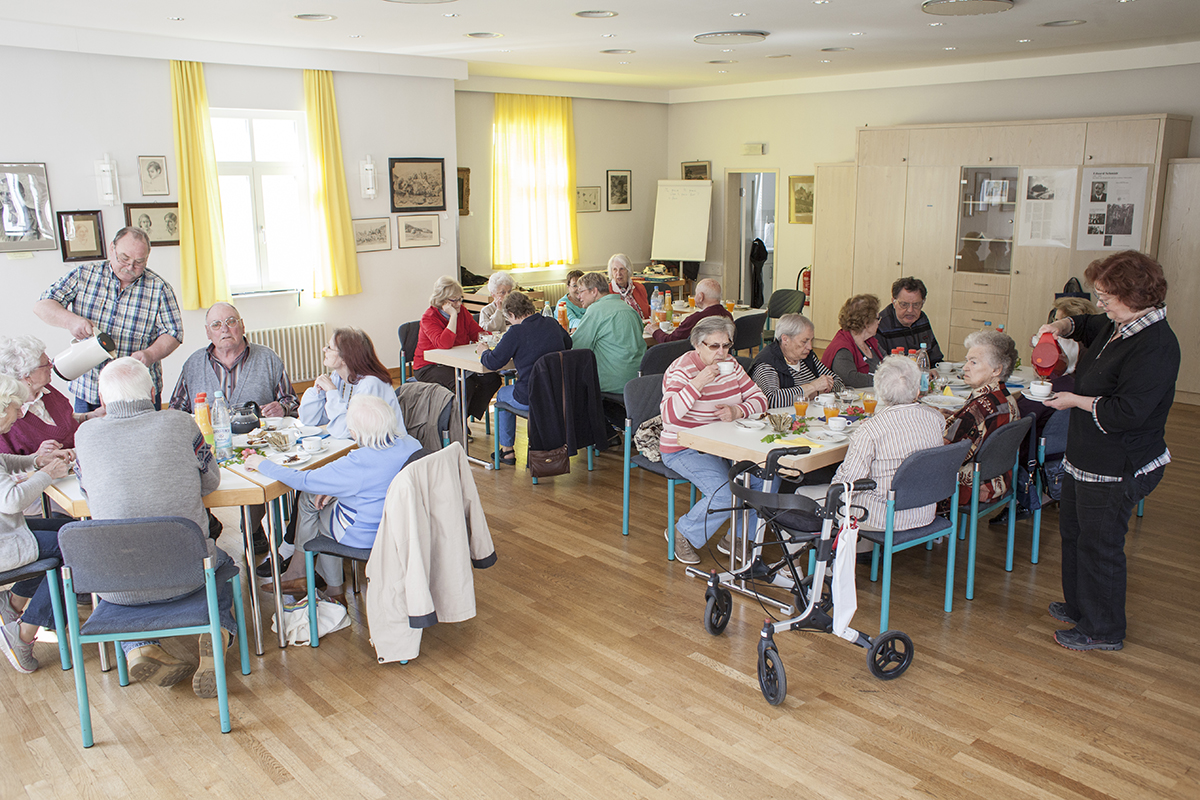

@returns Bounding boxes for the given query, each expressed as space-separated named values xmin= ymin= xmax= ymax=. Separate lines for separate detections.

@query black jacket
xmin=526 ymin=350 xmax=610 ymax=456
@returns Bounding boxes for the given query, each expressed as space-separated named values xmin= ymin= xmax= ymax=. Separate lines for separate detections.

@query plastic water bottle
xmin=916 ymin=343 xmax=930 ymax=394
xmin=211 ymin=390 xmax=234 ymax=462
xmin=542 ymin=299 xmax=553 ymax=317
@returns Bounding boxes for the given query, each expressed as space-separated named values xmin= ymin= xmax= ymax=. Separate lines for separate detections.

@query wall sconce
xmin=94 ymin=155 xmax=119 ymax=206
xmin=360 ymin=156 xmax=377 ymax=200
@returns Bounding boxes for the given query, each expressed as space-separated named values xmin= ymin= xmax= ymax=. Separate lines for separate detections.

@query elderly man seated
xmin=644 ymin=278 xmax=731 ymax=344
xmin=478 ymin=272 xmax=516 ymax=333
xmin=749 ymin=313 xmax=844 ymax=407
xmin=246 ymin=395 xmax=423 ymax=605
xmin=73 ymin=358 xmax=235 ymax=698
xmin=571 ymin=271 xmax=646 ymax=397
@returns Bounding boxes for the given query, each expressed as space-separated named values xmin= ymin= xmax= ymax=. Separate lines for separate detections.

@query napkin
xmin=782 ymin=436 xmax=826 ymax=450
xmin=943 ymin=386 xmax=955 ymax=396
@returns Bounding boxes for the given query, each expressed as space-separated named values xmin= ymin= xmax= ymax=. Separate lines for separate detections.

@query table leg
xmin=264 ymin=498 xmax=287 ymax=648
xmin=241 ymin=506 xmax=265 ymax=656
xmin=456 ymin=367 xmax=493 ymax=468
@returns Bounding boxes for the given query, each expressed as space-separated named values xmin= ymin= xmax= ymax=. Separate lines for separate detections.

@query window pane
xmin=211 ymin=117 xmax=252 ymax=162
xmin=218 ymin=175 xmax=258 ymax=287
xmin=253 ymin=119 xmax=301 ymax=163
xmin=261 ymin=174 xmax=307 ymax=287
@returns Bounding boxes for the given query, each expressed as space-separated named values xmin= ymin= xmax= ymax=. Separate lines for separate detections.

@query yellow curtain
xmin=170 ymin=61 xmax=229 ymax=309
xmin=491 ymin=94 xmax=578 ymax=270
xmin=304 ymin=70 xmax=361 ymax=297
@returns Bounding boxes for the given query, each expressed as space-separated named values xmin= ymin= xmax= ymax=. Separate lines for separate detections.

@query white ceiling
xmin=4 ymin=0 xmax=1199 ymax=90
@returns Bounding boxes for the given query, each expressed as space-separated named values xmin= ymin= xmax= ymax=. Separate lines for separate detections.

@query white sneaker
xmin=716 ymin=534 xmax=733 ymax=556
xmin=0 ymin=590 xmax=20 ymax=626
xmin=1 ymin=621 xmax=37 ymax=674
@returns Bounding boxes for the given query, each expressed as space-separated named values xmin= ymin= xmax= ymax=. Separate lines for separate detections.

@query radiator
xmin=246 ymin=322 xmax=327 ymax=383
xmin=521 ymin=281 xmax=567 ymax=306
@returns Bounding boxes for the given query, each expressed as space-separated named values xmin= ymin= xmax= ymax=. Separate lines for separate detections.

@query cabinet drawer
xmin=951 ymin=308 xmax=1008 ymax=330
xmin=954 ymin=272 xmax=1010 ymax=295
xmin=952 ymin=290 xmax=1009 ymax=315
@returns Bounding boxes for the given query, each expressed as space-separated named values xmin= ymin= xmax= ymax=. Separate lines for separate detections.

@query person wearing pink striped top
xmin=659 ymin=316 xmax=768 ymax=564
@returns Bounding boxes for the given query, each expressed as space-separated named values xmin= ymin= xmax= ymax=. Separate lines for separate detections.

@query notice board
xmin=650 ymin=180 xmax=712 ymax=262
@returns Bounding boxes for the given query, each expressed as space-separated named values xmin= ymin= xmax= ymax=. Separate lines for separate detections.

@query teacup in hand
xmin=717 ymin=360 xmax=736 ymax=376
xmin=1028 ymin=380 xmax=1053 ymax=398
xmin=659 ymin=321 xmax=672 ymax=332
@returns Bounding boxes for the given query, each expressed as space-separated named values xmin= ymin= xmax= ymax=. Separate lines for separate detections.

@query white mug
xmin=302 ymin=437 xmax=323 ymax=453
xmin=1028 ymin=380 xmax=1052 ymax=398
xmin=717 ymin=361 xmax=736 ymax=376
xmin=659 ymin=321 xmax=672 ymax=332
xmin=827 ymin=416 xmax=849 ymax=432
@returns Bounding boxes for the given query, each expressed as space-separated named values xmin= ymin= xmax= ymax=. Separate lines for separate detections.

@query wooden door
xmin=812 ymin=164 xmax=857 ymax=341
xmin=1157 ymin=159 xmax=1200 ymax=401
xmin=902 ymin=166 xmax=958 ymax=350
xmin=852 ymin=166 xmax=907 ymax=302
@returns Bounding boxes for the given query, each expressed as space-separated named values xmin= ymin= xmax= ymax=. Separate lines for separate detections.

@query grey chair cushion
xmin=303 ymin=533 xmax=372 ymax=561
xmin=79 ymin=561 xmax=239 ymax=635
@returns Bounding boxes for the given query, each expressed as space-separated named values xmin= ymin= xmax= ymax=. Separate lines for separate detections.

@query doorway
xmin=722 ymin=169 xmax=778 ymax=307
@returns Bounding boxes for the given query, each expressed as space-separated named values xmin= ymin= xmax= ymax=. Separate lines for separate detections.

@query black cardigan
xmin=1065 ymin=312 xmax=1178 ymax=477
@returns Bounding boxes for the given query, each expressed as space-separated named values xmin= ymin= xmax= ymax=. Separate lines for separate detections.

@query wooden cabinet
xmin=948 ymin=273 xmax=1011 ymax=360
xmin=1084 ymin=119 xmax=1161 ymax=164
xmin=902 ymin=166 xmax=959 ymax=348
xmin=811 ymin=164 xmax=857 ymax=341
xmin=852 ymin=166 xmax=907 ymax=298
xmin=1157 ymin=158 xmax=1200 ymax=402
xmin=857 ymin=129 xmax=909 ymax=166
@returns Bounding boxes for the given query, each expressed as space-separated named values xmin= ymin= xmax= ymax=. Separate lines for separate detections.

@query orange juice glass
xmin=824 ymin=406 xmax=840 ymax=421
xmin=793 ymin=401 xmax=809 ymax=417
xmin=862 ymin=396 xmax=877 ymax=414
xmin=725 ymin=300 xmax=735 ymax=311
xmin=688 ymin=296 xmax=696 ymax=309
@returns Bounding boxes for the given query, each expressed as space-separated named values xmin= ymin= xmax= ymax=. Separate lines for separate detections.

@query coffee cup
xmin=659 ymin=321 xmax=672 ymax=332
xmin=827 ymin=416 xmax=849 ymax=432
xmin=717 ymin=360 xmax=736 ymax=376
xmin=1028 ymin=380 xmax=1052 ymax=398
xmin=302 ymin=437 xmax=323 ymax=453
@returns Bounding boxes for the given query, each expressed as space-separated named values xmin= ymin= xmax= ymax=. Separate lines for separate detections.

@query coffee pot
xmin=1031 ymin=331 xmax=1068 ymax=378
xmin=230 ymin=402 xmax=261 ymax=434
xmin=51 ymin=333 xmax=117 ymax=381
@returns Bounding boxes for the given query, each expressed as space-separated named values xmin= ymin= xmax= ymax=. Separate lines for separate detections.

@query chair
xmin=732 ymin=312 xmax=767 ymax=356
xmin=395 ymin=381 xmax=457 ymax=452
xmin=397 ymin=321 xmax=421 ymax=383
xmin=0 ymin=558 xmax=70 ymax=671
xmin=861 ymin=439 xmax=971 ymax=633
xmin=961 ymin=415 xmax=1035 ymax=600
xmin=57 ymin=518 xmax=251 ymax=748
xmin=638 ymin=339 xmax=693 ymax=377
xmin=1030 ymin=408 xmax=1069 ymax=563
xmin=762 ymin=289 xmax=806 ymax=344
xmin=621 ymin=375 xmax=695 ymax=561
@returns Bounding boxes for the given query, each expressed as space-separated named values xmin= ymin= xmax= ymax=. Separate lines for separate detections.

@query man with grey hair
xmin=572 ymin=272 xmax=646 ymax=395
xmin=608 ymin=253 xmax=649 ymax=319
xmin=478 ymin=273 xmax=516 ymax=333
xmin=644 ymin=277 xmax=731 ymax=344
xmin=73 ymin=357 xmax=235 ymax=698
xmin=35 ymin=226 xmax=183 ymax=413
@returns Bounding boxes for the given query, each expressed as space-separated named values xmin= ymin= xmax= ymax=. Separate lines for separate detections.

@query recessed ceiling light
xmin=820 ymin=59 xmax=831 ymax=63
xmin=601 ymin=49 xmax=635 ymax=54
xmin=500 ymin=49 xmax=510 ymax=52
xmin=167 ymin=16 xmax=185 ymax=21
xmin=718 ymin=70 xmax=728 ymax=73
xmin=465 ymin=31 xmax=502 ymax=38
xmin=813 ymin=0 xmax=829 ymax=4
xmin=294 ymin=13 xmax=336 ymax=21
xmin=1018 ymin=38 xmax=1031 ymax=42
xmin=382 ymin=0 xmax=459 ymax=4
xmin=1042 ymin=19 xmax=1086 ymax=26
xmin=694 ymin=31 xmax=769 ymax=45
xmin=349 ymin=34 xmax=362 ymax=38
xmin=766 ymin=53 xmax=792 ymax=58
xmin=619 ymin=61 xmax=630 ymax=65
xmin=1118 ymin=0 xmax=1137 ymax=3
xmin=944 ymin=46 xmax=957 ymax=50
xmin=922 ymin=0 xmax=1012 ymax=16
xmin=721 ymin=49 xmax=733 ymax=52
xmin=443 ymin=13 xmax=458 ymax=17
xmin=708 ymin=60 xmax=738 ymax=64
xmin=849 ymin=31 xmax=864 ymax=36
xmin=821 ymin=46 xmax=853 ymax=52
xmin=601 ymin=33 xmax=616 ymax=37
xmin=575 ymin=10 xmax=617 ymax=18
xmin=929 ymin=22 xmax=944 ymax=26
xmin=730 ymin=12 xmax=747 ymax=17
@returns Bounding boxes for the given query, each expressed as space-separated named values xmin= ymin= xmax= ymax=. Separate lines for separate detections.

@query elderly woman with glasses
xmin=749 ymin=313 xmax=843 ymax=407
xmin=821 ymin=294 xmax=885 ymax=389
xmin=0 ymin=335 xmax=100 ymax=457
xmin=413 ymin=276 xmax=502 ymax=423
xmin=478 ymin=272 xmax=516 ymax=334
xmin=659 ymin=316 xmax=768 ymax=565
xmin=300 ymin=328 xmax=405 ymax=440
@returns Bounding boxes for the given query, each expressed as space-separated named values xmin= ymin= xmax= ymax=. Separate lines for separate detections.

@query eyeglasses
xmin=207 ymin=317 xmax=242 ymax=330
xmin=702 ymin=341 xmax=733 ymax=351
xmin=30 ymin=361 xmax=52 ymax=373
xmin=1095 ymin=292 xmax=1114 ymax=308
xmin=448 ymin=297 xmax=464 ymax=304
xmin=115 ymin=252 xmax=148 ymax=269
xmin=323 ymin=344 xmax=340 ymax=354
xmin=895 ymin=300 xmax=924 ymax=312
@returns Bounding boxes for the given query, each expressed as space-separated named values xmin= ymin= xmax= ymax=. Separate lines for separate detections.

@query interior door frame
xmin=722 ymin=167 xmax=780 ymax=304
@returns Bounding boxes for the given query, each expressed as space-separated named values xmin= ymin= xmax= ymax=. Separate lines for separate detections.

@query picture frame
xmin=352 ymin=217 xmax=391 ymax=253
xmin=457 ymin=167 xmax=470 ymax=216
xmin=606 ymin=169 xmax=631 ymax=212
xmin=576 ymin=186 xmax=600 ymax=213
xmin=56 ymin=210 xmax=106 ymax=262
xmin=138 ymin=156 xmax=169 ymax=196
xmin=398 ymin=214 xmax=440 ymax=248
xmin=788 ymin=175 xmax=814 ymax=224
xmin=974 ymin=171 xmax=992 ymax=212
xmin=1 ymin=163 xmax=57 ymax=252
xmin=123 ymin=202 xmax=179 ymax=246
xmin=389 ymin=157 xmax=446 ymax=213
xmin=681 ymin=161 xmax=711 ymax=181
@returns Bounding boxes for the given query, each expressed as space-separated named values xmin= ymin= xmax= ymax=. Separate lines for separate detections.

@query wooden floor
xmin=3 ymin=405 xmax=1199 ymax=798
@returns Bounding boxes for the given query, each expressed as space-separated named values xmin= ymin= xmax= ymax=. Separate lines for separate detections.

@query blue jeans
xmin=11 ymin=518 xmax=71 ymax=629
xmin=661 ymin=448 xmax=761 ymax=548
xmin=121 ymin=547 xmax=237 ymax=653
xmin=495 ymin=384 xmax=528 ymax=449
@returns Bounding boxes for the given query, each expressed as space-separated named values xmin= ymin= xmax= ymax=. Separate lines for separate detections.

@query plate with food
xmin=294 ymin=426 xmax=322 ymax=437
xmin=923 ymin=394 xmax=967 ymax=410
xmin=268 ymin=452 xmax=311 ymax=466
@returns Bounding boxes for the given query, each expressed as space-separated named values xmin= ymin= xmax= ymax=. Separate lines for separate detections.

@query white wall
xmin=1 ymin=44 xmax=459 ymax=393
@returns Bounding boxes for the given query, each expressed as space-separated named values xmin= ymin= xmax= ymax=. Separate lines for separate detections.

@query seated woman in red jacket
xmin=820 ymin=294 xmax=885 ymax=390
xmin=413 ymin=276 xmax=502 ymax=423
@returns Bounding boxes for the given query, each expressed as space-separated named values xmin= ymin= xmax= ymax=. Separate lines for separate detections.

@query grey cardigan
xmin=0 ymin=453 xmax=53 ymax=572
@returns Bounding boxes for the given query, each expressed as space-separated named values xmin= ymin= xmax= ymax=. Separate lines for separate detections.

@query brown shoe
xmin=262 ymin=577 xmax=308 ymax=596
xmin=664 ymin=528 xmax=701 ymax=564
xmin=127 ymin=644 xmax=191 ymax=687
xmin=193 ymin=630 xmax=232 ymax=698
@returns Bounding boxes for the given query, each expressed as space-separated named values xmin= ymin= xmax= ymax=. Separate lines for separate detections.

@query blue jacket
xmin=480 ymin=314 xmax=572 ymax=405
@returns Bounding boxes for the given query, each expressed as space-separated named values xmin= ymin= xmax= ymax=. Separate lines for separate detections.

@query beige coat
xmin=366 ymin=443 xmax=496 ymax=663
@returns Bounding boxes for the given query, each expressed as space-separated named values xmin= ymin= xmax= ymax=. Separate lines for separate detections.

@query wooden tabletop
xmin=674 ymin=410 xmax=856 ymax=474
xmin=422 ymin=343 xmax=513 ymax=374
xmin=224 ymin=436 xmax=357 ymax=502
xmin=45 ymin=467 xmax=269 ymax=519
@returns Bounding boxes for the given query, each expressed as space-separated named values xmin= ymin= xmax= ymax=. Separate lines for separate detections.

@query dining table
xmin=644 ymin=304 xmax=764 ymax=344
xmin=420 ymin=342 xmax=512 ymax=468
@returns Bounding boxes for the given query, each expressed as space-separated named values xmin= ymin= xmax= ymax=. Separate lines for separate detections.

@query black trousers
xmin=1058 ymin=468 xmax=1162 ymax=642
xmin=415 ymin=363 xmax=502 ymax=421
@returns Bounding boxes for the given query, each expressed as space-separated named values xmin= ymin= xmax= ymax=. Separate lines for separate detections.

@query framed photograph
xmin=138 ymin=156 xmax=169 ymax=196
xmin=389 ymin=157 xmax=446 ymax=213
xmin=974 ymin=171 xmax=992 ymax=211
xmin=398 ymin=214 xmax=440 ymax=248
xmin=607 ymin=169 xmax=631 ymax=212
xmin=788 ymin=175 xmax=815 ymax=224
xmin=353 ymin=217 xmax=391 ymax=253
xmin=1 ymin=163 xmax=57 ymax=252
xmin=576 ymin=186 xmax=600 ymax=213
xmin=57 ymin=210 xmax=106 ymax=262
xmin=123 ymin=202 xmax=179 ymax=246
xmin=681 ymin=161 xmax=711 ymax=181
xmin=457 ymin=167 xmax=470 ymax=216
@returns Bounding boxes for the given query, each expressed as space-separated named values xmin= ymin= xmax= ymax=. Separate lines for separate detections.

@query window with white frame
xmin=210 ymin=109 xmax=312 ymax=294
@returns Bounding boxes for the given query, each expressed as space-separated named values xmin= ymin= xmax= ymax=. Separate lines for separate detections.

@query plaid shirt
xmin=41 ymin=261 xmax=183 ymax=405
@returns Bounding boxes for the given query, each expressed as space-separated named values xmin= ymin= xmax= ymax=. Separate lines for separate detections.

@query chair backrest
xmin=526 ymin=349 xmax=608 ymax=452
xmin=58 ymin=517 xmax=208 ymax=596
xmin=1041 ymin=408 xmax=1069 ymax=456
xmin=735 ymin=354 xmax=754 ymax=374
xmin=732 ymin=312 xmax=767 ymax=352
xmin=639 ymin=339 xmax=693 ymax=377
xmin=623 ymin=374 xmax=665 ymax=430
xmin=766 ymin=289 xmax=806 ymax=320
xmin=974 ymin=415 xmax=1034 ymax=482
xmin=890 ymin=440 xmax=973 ymax=512
xmin=398 ymin=321 xmax=421 ymax=381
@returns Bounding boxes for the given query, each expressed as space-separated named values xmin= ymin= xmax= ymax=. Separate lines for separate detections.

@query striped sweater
xmin=659 ymin=351 xmax=767 ymax=455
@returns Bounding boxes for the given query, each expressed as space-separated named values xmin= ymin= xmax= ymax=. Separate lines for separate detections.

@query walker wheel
xmin=758 ymin=647 xmax=786 ymax=705
xmin=867 ymin=630 xmax=913 ymax=680
xmin=703 ymin=586 xmax=732 ymax=636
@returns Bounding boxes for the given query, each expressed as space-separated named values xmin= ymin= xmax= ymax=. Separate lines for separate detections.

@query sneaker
xmin=0 ymin=621 xmax=37 ymax=674
xmin=193 ymin=631 xmax=231 ymax=699
xmin=127 ymin=644 xmax=192 ymax=687
xmin=665 ymin=528 xmax=701 ymax=565
xmin=1054 ymin=627 xmax=1122 ymax=651
xmin=0 ymin=590 xmax=20 ymax=626
xmin=989 ymin=505 xmax=1032 ymax=526
xmin=1048 ymin=601 xmax=1078 ymax=625
xmin=717 ymin=534 xmax=732 ymax=555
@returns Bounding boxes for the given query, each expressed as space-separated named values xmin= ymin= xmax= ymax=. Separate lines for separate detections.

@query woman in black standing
xmin=1039 ymin=251 xmax=1179 ymax=652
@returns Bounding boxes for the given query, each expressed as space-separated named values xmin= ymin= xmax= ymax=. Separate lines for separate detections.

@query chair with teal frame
xmin=0 ymin=557 xmax=71 ymax=671
xmin=1030 ymin=408 xmax=1069 ymax=564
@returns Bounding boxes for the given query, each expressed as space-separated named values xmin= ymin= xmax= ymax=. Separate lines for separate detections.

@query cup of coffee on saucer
xmin=827 ymin=416 xmax=849 ymax=432
xmin=1027 ymin=380 xmax=1053 ymax=400
xmin=302 ymin=437 xmax=324 ymax=453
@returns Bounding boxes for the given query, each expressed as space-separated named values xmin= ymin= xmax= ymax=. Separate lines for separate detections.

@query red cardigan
xmin=821 ymin=328 xmax=884 ymax=374
xmin=414 ymin=305 xmax=485 ymax=370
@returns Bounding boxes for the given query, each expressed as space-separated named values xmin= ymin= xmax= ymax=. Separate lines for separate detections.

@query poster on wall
xmin=1017 ymin=168 xmax=1076 ymax=248
xmin=1 ymin=163 xmax=57 ymax=252
xmin=1075 ymin=166 xmax=1148 ymax=251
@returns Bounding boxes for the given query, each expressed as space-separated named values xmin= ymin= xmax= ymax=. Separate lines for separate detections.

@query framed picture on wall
xmin=123 ymin=202 xmax=179 ymax=246
xmin=57 ymin=210 xmax=106 ymax=262
xmin=576 ymin=186 xmax=600 ymax=213
xmin=398 ymin=214 xmax=440 ymax=248
xmin=138 ymin=156 xmax=169 ymax=196
xmin=607 ymin=169 xmax=631 ymax=212
xmin=682 ymin=161 xmax=711 ymax=181
xmin=788 ymin=175 xmax=814 ymax=224
xmin=353 ymin=217 xmax=391 ymax=253
xmin=389 ymin=157 xmax=446 ymax=213
xmin=1 ymin=163 xmax=57 ymax=253
xmin=457 ymin=167 xmax=470 ymax=216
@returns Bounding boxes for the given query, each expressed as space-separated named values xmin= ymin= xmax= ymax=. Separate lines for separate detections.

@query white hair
xmin=774 ymin=313 xmax=814 ymax=340
xmin=695 ymin=278 xmax=722 ymax=304
xmin=607 ymin=253 xmax=631 ymax=275
xmin=487 ymin=272 xmax=516 ymax=294
xmin=97 ymin=357 xmax=154 ymax=404
xmin=963 ymin=329 xmax=1018 ymax=382
xmin=872 ymin=355 xmax=921 ymax=406
xmin=0 ymin=335 xmax=46 ymax=379
xmin=690 ymin=315 xmax=736 ymax=347
xmin=0 ymin=373 xmax=30 ymax=412
xmin=345 ymin=395 xmax=403 ymax=450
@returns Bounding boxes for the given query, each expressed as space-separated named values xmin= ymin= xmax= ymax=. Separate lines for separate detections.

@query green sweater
xmin=571 ymin=293 xmax=646 ymax=393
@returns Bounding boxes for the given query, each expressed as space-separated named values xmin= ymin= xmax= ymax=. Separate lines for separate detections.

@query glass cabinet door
xmin=956 ymin=166 xmax=1017 ymax=274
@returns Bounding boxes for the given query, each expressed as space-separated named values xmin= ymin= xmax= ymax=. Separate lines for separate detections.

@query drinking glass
xmin=793 ymin=400 xmax=809 ymax=417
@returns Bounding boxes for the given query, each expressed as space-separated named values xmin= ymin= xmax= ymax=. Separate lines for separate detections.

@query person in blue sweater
xmin=478 ymin=291 xmax=572 ymax=466
xmin=245 ymin=395 xmax=422 ymax=604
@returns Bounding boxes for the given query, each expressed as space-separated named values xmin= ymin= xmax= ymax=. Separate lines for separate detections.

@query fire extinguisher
xmin=799 ymin=265 xmax=812 ymax=306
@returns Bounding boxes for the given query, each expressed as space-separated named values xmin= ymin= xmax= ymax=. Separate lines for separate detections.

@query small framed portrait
xmin=607 ymin=169 xmax=631 ymax=212
xmin=398 ymin=214 xmax=440 ymax=248
xmin=138 ymin=156 xmax=169 ymax=196
xmin=389 ymin=157 xmax=446 ymax=213
xmin=1 ymin=163 xmax=57 ymax=253
xmin=788 ymin=175 xmax=814 ymax=224
xmin=681 ymin=161 xmax=711 ymax=181
xmin=457 ymin=167 xmax=470 ymax=216
xmin=353 ymin=217 xmax=391 ymax=253
xmin=576 ymin=186 xmax=600 ymax=213
xmin=123 ymin=202 xmax=180 ymax=246
xmin=57 ymin=210 xmax=106 ymax=262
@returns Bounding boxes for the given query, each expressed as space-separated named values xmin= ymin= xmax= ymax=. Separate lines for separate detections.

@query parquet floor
xmin=2 ymin=405 xmax=1198 ymax=798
